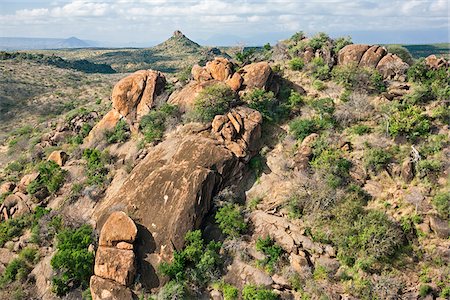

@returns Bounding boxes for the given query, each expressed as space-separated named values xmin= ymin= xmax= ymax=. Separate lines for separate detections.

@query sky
xmin=0 ymin=0 xmax=449 ymax=46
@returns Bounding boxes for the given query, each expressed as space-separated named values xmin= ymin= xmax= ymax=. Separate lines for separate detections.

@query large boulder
xmin=338 ymin=44 xmax=371 ymax=65
xmin=99 ymin=211 xmax=138 ymax=247
xmin=85 ymin=110 xmax=122 ymax=148
xmin=93 ymin=108 xmax=263 ymax=289
xmin=47 ymin=150 xmax=69 ymax=167
xmin=112 ymin=70 xmax=166 ymax=126
xmin=376 ymin=53 xmax=409 ymax=80
xmin=425 ymin=55 xmax=449 ymax=69
xmin=240 ymin=62 xmax=272 ymax=90
xmin=94 ymin=247 xmax=136 ymax=285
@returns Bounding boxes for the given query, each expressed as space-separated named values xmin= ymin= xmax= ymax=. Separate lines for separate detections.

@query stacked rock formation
xmin=93 ymin=107 xmax=263 ymax=290
xmin=168 ymin=57 xmax=274 ymax=112
xmin=90 ymin=211 xmax=138 ymax=300
xmin=86 ymin=70 xmax=166 ymax=147
xmin=338 ymin=44 xmax=409 ymax=80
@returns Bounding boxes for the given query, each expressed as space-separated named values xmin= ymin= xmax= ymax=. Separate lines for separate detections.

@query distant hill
xmin=402 ymin=43 xmax=450 ymax=59
xmin=21 ymin=31 xmax=230 ymax=73
xmin=0 ymin=36 xmax=92 ymax=50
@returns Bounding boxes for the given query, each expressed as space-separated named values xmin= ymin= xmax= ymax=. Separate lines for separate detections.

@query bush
xmin=363 ymin=147 xmax=392 ymax=172
xmin=0 ymin=215 xmax=32 ymax=247
xmin=158 ymin=230 xmax=222 ymax=290
xmin=82 ymin=148 xmax=108 ymax=185
xmin=214 ymin=282 xmax=239 ymax=300
xmin=242 ymin=89 xmax=282 ymax=122
xmin=310 ymin=148 xmax=352 ymax=188
xmin=158 ymin=281 xmax=187 ymax=300
xmin=140 ymin=104 xmax=178 ymax=143
xmin=432 ymin=192 xmax=449 ymax=220
xmin=289 ymin=118 xmax=318 ymax=141
xmin=215 ymin=203 xmax=247 ymax=238
xmin=242 ymin=284 xmax=278 ymax=300
xmin=332 ymin=64 xmax=385 ymax=93
xmin=0 ymin=247 xmax=38 ymax=286
xmin=312 ymin=80 xmax=326 ymax=91
xmin=388 ymin=104 xmax=430 ymax=140
xmin=50 ymin=224 xmax=94 ymax=296
xmin=309 ymin=57 xmax=330 ymax=80
xmin=349 ymin=124 xmax=371 ymax=135
xmin=288 ymin=58 xmax=304 ymax=71
xmin=255 ymin=236 xmax=283 ymax=274
xmin=308 ymin=32 xmax=330 ymax=51
xmin=333 ymin=36 xmax=352 ymax=54
xmin=27 ymin=161 xmax=66 ymax=195
xmin=419 ymin=284 xmax=433 ymax=297
xmin=416 ymin=159 xmax=442 ymax=178
xmin=105 ymin=119 xmax=129 ymax=144
xmin=191 ymin=84 xmax=234 ymax=122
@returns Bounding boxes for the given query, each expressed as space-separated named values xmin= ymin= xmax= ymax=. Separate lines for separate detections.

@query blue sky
xmin=0 ymin=0 xmax=448 ymax=46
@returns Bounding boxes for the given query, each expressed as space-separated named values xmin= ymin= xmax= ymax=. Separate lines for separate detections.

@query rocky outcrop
xmin=293 ymin=133 xmax=318 ymax=170
xmin=85 ymin=110 xmax=122 ymax=148
xmin=91 ymin=211 xmax=137 ymax=300
xmin=338 ymin=44 xmax=409 ymax=80
xmin=93 ymin=108 xmax=263 ymax=289
xmin=169 ymin=58 xmax=274 ymax=112
xmin=0 ymin=192 xmax=31 ymax=221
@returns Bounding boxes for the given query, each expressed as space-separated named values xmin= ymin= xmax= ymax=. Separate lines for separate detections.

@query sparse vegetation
xmin=140 ymin=104 xmax=178 ymax=143
xmin=82 ymin=148 xmax=109 ymax=185
xmin=27 ymin=160 xmax=66 ymax=195
xmin=242 ymin=284 xmax=278 ymax=300
xmin=105 ymin=119 xmax=130 ymax=144
xmin=255 ymin=236 xmax=283 ymax=274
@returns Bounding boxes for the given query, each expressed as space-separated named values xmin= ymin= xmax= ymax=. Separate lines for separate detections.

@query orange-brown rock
xmin=111 ymin=70 xmax=166 ymax=124
xmin=85 ymin=110 xmax=122 ymax=148
xmin=191 ymin=64 xmax=212 ymax=82
xmin=376 ymin=53 xmax=409 ymax=80
xmin=359 ymin=45 xmax=387 ymax=68
xmin=205 ymin=57 xmax=233 ymax=81
xmin=47 ymin=150 xmax=69 ymax=166
xmin=93 ymin=108 xmax=262 ymax=289
xmin=0 ymin=182 xmax=15 ymax=195
xmin=225 ymin=72 xmax=243 ymax=91
xmin=94 ymin=246 xmax=136 ymax=285
xmin=17 ymin=172 xmax=39 ymax=193
xmin=294 ymin=133 xmax=319 ymax=170
xmin=240 ymin=62 xmax=272 ymax=90
xmin=90 ymin=275 xmax=134 ymax=300
xmin=99 ymin=211 xmax=138 ymax=247
xmin=338 ymin=44 xmax=370 ymax=65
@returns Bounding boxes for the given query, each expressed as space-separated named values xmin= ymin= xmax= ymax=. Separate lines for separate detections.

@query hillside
xmin=0 ymin=32 xmax=449 ymax=300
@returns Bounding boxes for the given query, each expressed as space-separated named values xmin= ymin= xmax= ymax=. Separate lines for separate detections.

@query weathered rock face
xmin=338 ymin=44 xmax=409 ymax=80
xmin=112 ymin=70 xmax=166 ymax=124
xmin=85 ymin=110 xmax=122 ymax=148
xmin=91 ymin=212 xmax=137 ymax=300
xmin=240 ymin=61 xmax=272 ymax=90
xmin=294 ymin=133 xmax=319 ymax=170
xmin=206 ymin=57 xmax=233 ymax=81
xmin=93 ymin=108 xmax=263 ymax=289
xmin=167 ymin=80 xmax=220 ymax=113
xmin=0 ymin=193 xmax=31 ymax=221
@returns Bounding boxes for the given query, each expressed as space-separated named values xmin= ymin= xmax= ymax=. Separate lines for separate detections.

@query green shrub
xmin=214 ymin=282 xmax=239 ymax=300
xmin=308 ymin=32 xmax=330 ymax=51
xmin=310 ymin=97 xmax=335 ymax=117
xmin=51 ymin=224 xmax=94 ymax=296
xmin=289 ymin=58 xmax=304 ymax=71
xmin=255 ymin=236 xmax=283 ymax=274
xmin=289 ymin=118 xmax=318 ymax=141
xmin=430 ymin=104 xmax=450 ymax=122
xmin=191 ymin=84 xmax=234 ymax=122
xmin=215 ymin=203 xmax=247 ymax=238
xmin=242 ymin=284 xmax=278 ymax=300
xmin=417 ymin=159 xmax=442 ymax=178
xmin=0 ymin=247 xmax=38 ymax=286
xmin=158 ymin=230 xmax=222 ymax=289
xmin=363 ymin=147 xmax=392 ymax=172
xmin=419 ymin=284 xmax=433 ymax=297
xmin=82 ymin=148 xmax=108 ymax=185
xmin=432 ymin=192 xmax=449 ymax=220
xmin=441 ymin=286 xmax=450 ymax=298
xmin=105 ymin=119 xmax=129 ymax=144
xmin=333 ymin=36 xmax=352 ymax=54
xmin=242 ymin=89 xmax=282 ymax=122
xmin=407 ymin=60 xmax=449 ymax=100
xmin=313 ymin=265 xmax=329 ymax=281
xmin=0 ymin=216 xmax=32 ymax=247
xmin=159 ymin=280 xmax=187 ymax=300
xmin=312 ymin=80 xmax=326 ymax=91
xmin=349 ymin=124 xmax=371 ymax=135
xmin=140 ymin=104 xmax=177 ymax=143
xmin=235 ymin=48 xmax=256 ymax=66
xmin=388 ymin=104 xmax=430 ymax=140
xmin=310 ymin=148 xmax=352 ymax=188
xmin=332 ymin=64 xmax=385 ymax=93
xmin=27 ymin=161 xmax=66 ymax=195
xmin=309 ymin=57 xmax=330 ymax=80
